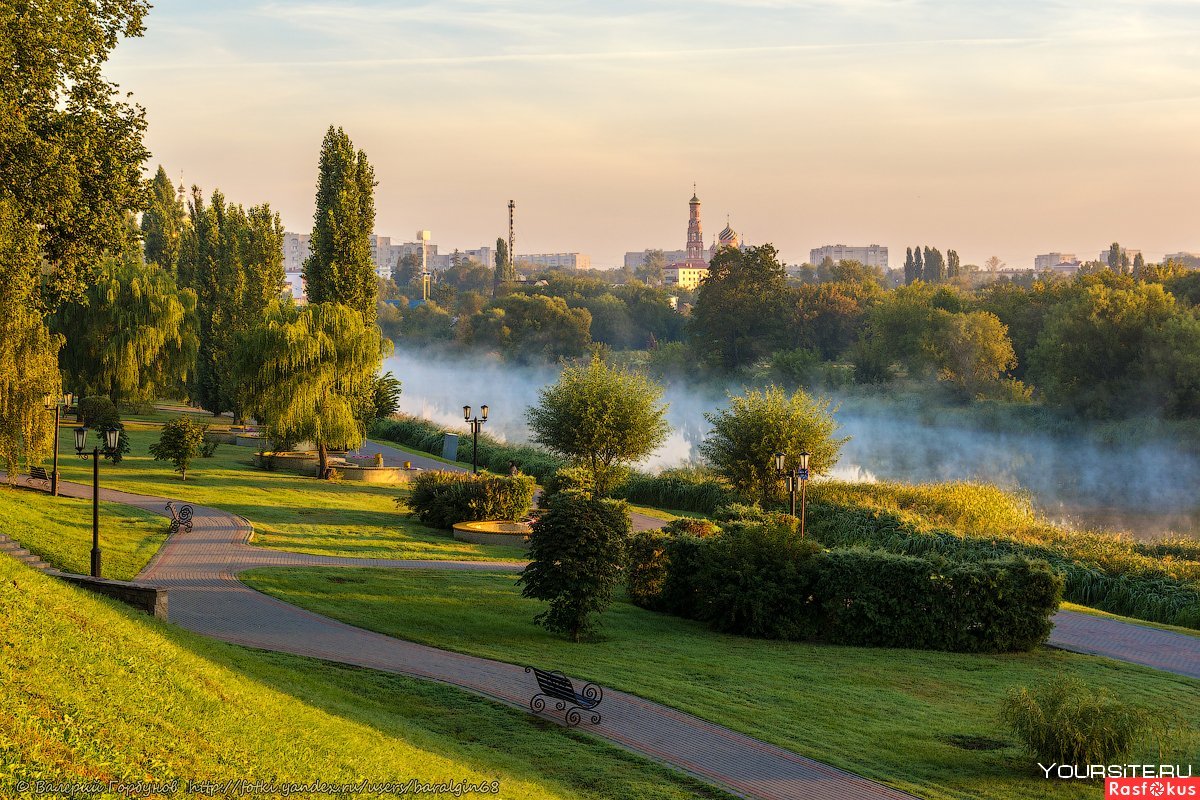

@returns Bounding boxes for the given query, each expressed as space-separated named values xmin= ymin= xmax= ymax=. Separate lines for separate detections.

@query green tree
xmin=519 ymin=492 xmax=631 ymax=641
xmin=925 ymin=310 xmax=1018 ymax=397
xmin=913 ymin=246 xmax=924 ymax=283
xmin=688 ymin=244 xmax=790 ymax=371
xmin=700 ymin=386 xmax=848 ymax=505
xmin=371 ymin=372 xmax=403 ymax=421
xmin=1108 ymin=242 xmax=1122 ymax=272
xmin=303 ymin=126 xmax=377 ymax=322
xmin=0 ymin=0 xmax=151 ymax=310
xmin=1 ymin=0 xmax=148 ymax=474
xmin=636 ymin=249 xmax=666 ymax=285
xmin=1133 ymin=252 xmax=1146 ymax=276
xmin=904 ymin=247 xmax=917 ymax=285
xmin=392 ymin=253 xmax=421 ymax=289
xmin=526 ymin=358 xmax=670 ymax=496
xmin=493 ymin=237 xmax=513 ymax=292
xmin=463 ymin=294 xmax=591 ymax=361
xmin=236 ymin=301 xmax=389 ymax=476
xmin=947 ymin=249 xmax=961 ymax=280
xmin=52 ymin=254 xmax=198 ymax=406
xmin=0 ymin=200 xmax=61 ymax=479
xmin=149 ymin=417 xmax=208 ymax=480
xmin=923 ymin=247 xmax=945 ymax=283
xmin=180 ymin=188 xmax=284 ymax=416
xmin=141 ymin=166 xmax=184 ymax=272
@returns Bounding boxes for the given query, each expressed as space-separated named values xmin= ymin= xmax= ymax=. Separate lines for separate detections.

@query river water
xmin=384 ymin=347 xmax=1200 ymax=541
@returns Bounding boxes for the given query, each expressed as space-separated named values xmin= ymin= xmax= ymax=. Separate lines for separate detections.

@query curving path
xmin=12 ymin=475 xmax=1200 ymax=799
xmin=36 ymin=477 xmax=917 ymax=800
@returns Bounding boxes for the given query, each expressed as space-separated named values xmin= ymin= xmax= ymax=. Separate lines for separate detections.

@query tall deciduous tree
xmin=493 ymin=237 xmax=513 ymax=292
xmin=904 ymin=247 xmax=917 ymax=285
xmin=526 ymin=358 xmax=670 ymax=496
xmin=52 ymin=251 xmax=199 ymax=406
xmin=689 ymin=244 xmax=790 ymax=371
xmin=303 ymin=126 xmax=377 ymax=321
xmin=913 ymin=246 xmax=924 ymax=282
xmin=141 ymin=166 xmax=184 ymax=272
xmin=236 ymin=301 xmax=390 ymax=476
xmin=947 ymin=249 xmax=961 ymax=280
xmin=180 ymin=188 xmax=285 ymax=416
xmin=0 ymin=0 xmax=151 ymax=309
xmin=1 ymin=0 xmax=148 ymax=474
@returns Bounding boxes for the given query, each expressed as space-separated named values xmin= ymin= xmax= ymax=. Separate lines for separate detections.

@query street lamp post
xmin=43 ymin=392 xmax=73 ymax=496
xmin=75 ymin=426 xmax=120 ymax=578
xmin=462 ymin=404 xmax=489 ymax=474
xmin=773 ymin=451 xmax=812 ymax=537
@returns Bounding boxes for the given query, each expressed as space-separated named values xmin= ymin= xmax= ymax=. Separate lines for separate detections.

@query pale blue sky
xmin=108 ymin=0 xmax=1200 ymax=267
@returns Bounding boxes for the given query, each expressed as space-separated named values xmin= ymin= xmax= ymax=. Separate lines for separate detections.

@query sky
xmin=106 ymin=0 xmax=1200 ymax=269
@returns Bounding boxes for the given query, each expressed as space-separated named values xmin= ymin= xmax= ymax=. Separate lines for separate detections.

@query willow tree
xmin=237 ymin=301 xmax=389 ymax=476
xmin=0 ymin=199 xmax=62 ymax=479
xmin=303 ymin=126 xmax=377 ymax=322
xmin=52 ymin=253 xmax=199 ymax=405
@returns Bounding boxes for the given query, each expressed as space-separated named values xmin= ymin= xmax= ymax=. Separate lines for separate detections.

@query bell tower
xmin=685 ymin=186 xmax=705 ymax=266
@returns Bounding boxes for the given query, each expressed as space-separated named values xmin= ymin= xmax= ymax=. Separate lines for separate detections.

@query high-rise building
xmin=624 ymin=249 xmax=688 ymax=270
xmin=1034 ymin=252 xmax=1078 ymax=271
xmin=1099 ymin=247 xmax=1142 ymax=265
xmin=514 ymin=252 xmax=590 ymax=270
xmin=809 ymin=244 xmax=888 ymax=269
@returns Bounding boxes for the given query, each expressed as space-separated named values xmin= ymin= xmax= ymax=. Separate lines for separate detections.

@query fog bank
xmin=385 ymin=346 xmax=1200 ymax=540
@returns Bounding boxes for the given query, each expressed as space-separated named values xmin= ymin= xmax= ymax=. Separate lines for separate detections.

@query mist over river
xmin=385 ymin=347 xmax=1200 ymax=541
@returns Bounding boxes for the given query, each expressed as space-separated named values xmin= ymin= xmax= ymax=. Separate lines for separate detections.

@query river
xmin=384 ymin=347 xmax=1200 ymax=541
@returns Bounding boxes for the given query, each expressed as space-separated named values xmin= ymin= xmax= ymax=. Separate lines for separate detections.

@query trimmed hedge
xmin=404 ymin=470 xmax=537 ymax=529
xmin=372 ymin=416 xmax=565 ymax=482
xmin=627 ymin=520 xmax=1063 ymax=652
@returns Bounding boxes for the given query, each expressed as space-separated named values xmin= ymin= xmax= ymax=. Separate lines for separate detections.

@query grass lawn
xmin=0 ymin=485 xmax=166 ymax=581
xmin=0 ymin=556 xmax=731 ymax=800
xmin=243 ymin=567 xmax=1200 ymax=800
xmin=52 ymin=425 xmax=527 ymax=562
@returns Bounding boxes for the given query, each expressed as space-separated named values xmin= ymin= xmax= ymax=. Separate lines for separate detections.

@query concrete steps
xmin=0 ymin=534 xmax=53 ymax=571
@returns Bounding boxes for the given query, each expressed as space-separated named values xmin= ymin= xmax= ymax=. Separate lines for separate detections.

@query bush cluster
xmin=1000 ymin=677 xmax=1160 ymax=766
xmin=628 ymin=516 xmax=1062 ymax=652
xmin=404 ymin=470 xmax=537 ymax=529
xmin=372 ymin=417 xmax=564 ymax=482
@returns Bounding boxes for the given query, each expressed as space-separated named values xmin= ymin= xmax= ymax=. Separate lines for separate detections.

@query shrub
xmin=658 ymin=535 xmax=709 ymax=618
xmin=626 ymin=531 xmax=671 ymax=610
xmin=520 ymin=492 xmax=631 ymax=641
xmin=692 ymin=521 xmax=822 ymax=639
xmin=616 ymin=467 xmax=742 ymax=514
xmin=661 ymin=517 xmax=720 ymax=538
xmin=1000 ymin=677 xmax=1158 ymax=767
xmin=404 ymin=470 xmax=537 ymax=529
xmin=542 ymin=465 xmax=595 ymax=500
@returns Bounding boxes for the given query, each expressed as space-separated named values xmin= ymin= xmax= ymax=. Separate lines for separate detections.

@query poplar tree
xmin=141 ymin=166 xmax=185 ymax=272
xmin=303 ymin=126 xmax=378 ymax=322
xmin=913 ymin=246 xmax=924 ymax=282
xmin=904 ymin=247 xmax=917 ymax=285
xmin=493 ymin=236 xmax=513 ymax=292
xmin=947 ymin=249 xmax=961 ymax=280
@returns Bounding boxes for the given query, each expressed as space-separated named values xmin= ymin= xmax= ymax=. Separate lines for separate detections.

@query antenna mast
xmin=507 ymin=200 xmax=515 ymax=279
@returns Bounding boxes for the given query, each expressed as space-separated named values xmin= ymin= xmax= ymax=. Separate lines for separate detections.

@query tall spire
xmin=686 ymin=187 xmax=705 ymax=266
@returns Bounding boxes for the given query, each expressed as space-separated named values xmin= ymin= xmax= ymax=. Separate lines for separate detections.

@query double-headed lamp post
xmin=43 ymin=392 xmax=74 ymax=496
xmin=774 ymin=451 xmax=811 ymax=537
xmin=463 ymin=404 xmax=489 ymax=474
xmin=75 ymin=426 xmax=121 ymax=578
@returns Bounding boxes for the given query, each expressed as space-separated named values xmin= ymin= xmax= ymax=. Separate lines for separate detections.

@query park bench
xmin=166 ymin=501 xmax=194 ymax=535
xmin=28 ymin=466 xmax=50 ymax=491
xmin=524 ymin=666 xmax=603 ymax=726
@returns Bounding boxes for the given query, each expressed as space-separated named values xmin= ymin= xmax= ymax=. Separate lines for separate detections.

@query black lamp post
xmin=773 ymin=450 xmax=811 ymax=537
xmin=43 ymin=392 xmax=73 ymax=496
xmin=463 ymin=404 xmax=489 ymax=474
xmin=75 ymin=426 xmax=120 ymax=578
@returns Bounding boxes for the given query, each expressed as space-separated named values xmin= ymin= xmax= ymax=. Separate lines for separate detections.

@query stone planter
xmin=452 ymin=520 xmax=532 ymax=548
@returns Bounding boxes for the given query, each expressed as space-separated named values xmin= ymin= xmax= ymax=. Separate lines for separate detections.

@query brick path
xmin=11 ymin=475 xmax=1200 ymax=798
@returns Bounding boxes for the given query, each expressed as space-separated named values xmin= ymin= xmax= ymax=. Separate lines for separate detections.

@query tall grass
xmin=616 ymin=466 xmax=741 ymax=513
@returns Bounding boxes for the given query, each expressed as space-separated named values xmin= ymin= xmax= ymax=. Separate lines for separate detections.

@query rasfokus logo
xmin=1035 ymin=764 xmax=1197 ymax=798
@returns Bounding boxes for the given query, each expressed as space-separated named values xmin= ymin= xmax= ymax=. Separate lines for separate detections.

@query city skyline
xmin=107 ymin=0 xmax=1200 ymax=268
